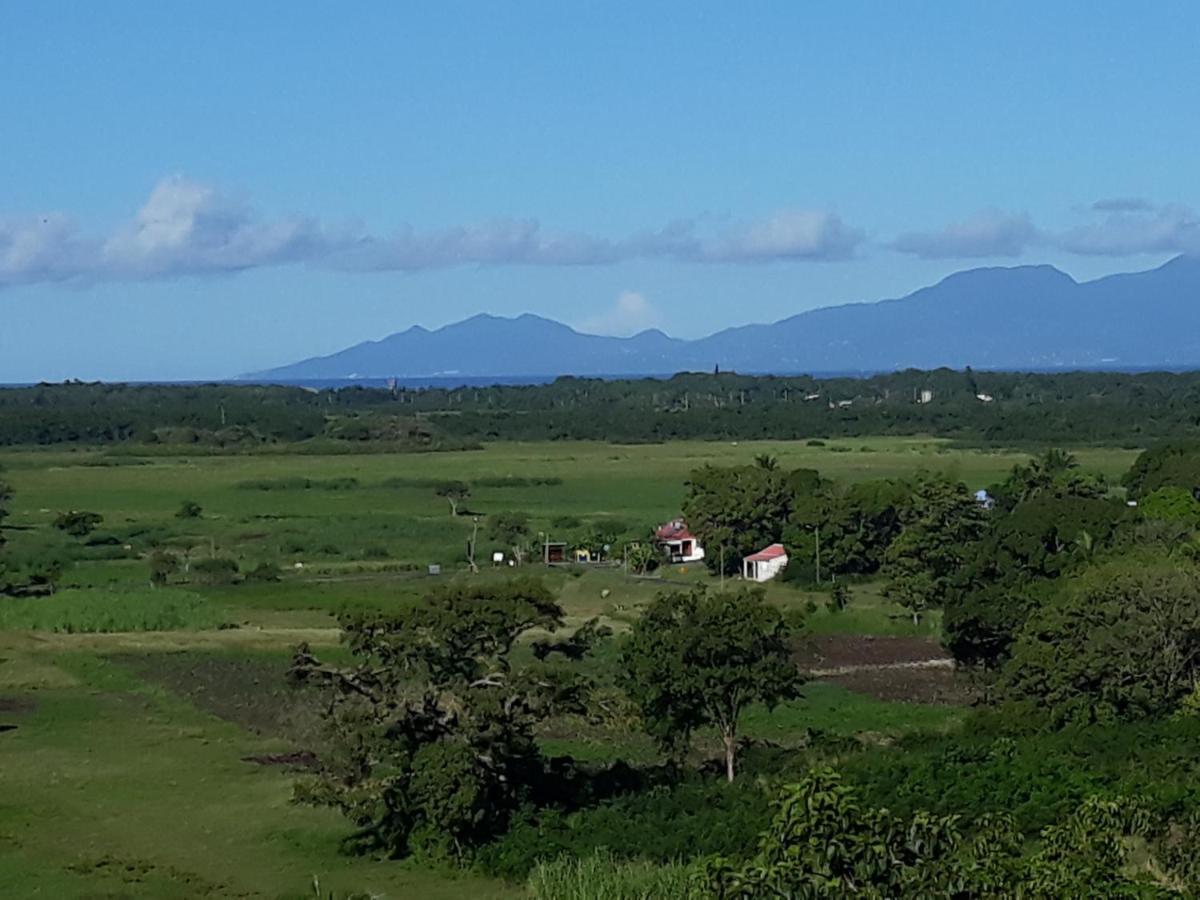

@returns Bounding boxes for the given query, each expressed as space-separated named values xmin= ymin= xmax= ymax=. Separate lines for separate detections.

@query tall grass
xmin=526 ymin=851 xmax=702 ymax=900
xmin=0 ymin=587 xmax=225 ymax=633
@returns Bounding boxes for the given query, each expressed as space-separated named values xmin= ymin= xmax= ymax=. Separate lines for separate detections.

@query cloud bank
xmin=5 ymin=178 xmax=1198 ymax=288
xmin=892 ymin=210 xmax=1037 ymax=259
xmin=891 ymin=201 xmax=1200 ymax=260
xmin=0 ymin=177 xmax=862 ymax=289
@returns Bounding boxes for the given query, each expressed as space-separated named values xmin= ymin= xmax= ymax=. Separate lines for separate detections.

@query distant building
xmin=976 ymin=393 xmax=994 ymax=403
xmin=918 ymin=389 xmax=934 ymax=404
xmin=542 ymin=541 xmax=568 ymax=564
xmin=743 ymin=543 xmax=789 ymax=582
xmin=975 ymin=489 xmax=995 ymax=510
xmin=656 ymin=519 xmax=706 ymax=563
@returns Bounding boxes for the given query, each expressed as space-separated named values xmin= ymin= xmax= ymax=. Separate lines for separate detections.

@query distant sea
xmin=4 ymin=364 xmax=1200 ymax=391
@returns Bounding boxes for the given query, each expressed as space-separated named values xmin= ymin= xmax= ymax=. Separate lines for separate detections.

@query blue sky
xmin=3 ymin=1 xmax=1199 ymax=380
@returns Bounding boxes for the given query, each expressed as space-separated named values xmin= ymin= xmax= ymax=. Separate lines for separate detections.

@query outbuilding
xmin=742 ymin=543 xmax=788 ymax=582
xmin=656 ymin=519 xmax=706 ymax=563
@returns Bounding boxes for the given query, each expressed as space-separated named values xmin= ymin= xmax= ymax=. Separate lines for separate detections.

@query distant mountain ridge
xmin=243 ymin=256 xmax=1200 ymax=380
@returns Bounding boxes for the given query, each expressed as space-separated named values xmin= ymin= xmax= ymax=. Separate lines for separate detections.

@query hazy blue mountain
xmin=243 ymin=256 xmax=1200 ymax=380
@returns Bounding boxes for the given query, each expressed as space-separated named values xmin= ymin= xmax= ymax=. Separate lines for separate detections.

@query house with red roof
xmin=742 ymin=543 xmax=788 ymax=582
xmin=655 ymin=518 xmax=706 ymax=563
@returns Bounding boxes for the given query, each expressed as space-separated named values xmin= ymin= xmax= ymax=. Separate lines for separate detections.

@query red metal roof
xmin=745 ymin=543 xmax=787 ymax=562
xmin=656 ymin=520 xmax=694 ymax=541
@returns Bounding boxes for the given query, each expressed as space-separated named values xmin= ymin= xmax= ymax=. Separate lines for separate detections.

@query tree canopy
xmin=621 ymin=587 xmax=801 ymax=782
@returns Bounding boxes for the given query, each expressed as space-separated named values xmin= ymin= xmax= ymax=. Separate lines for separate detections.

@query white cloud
xmin=579 ymin=290 xmax=662 ymax=336
xmin=0 ymin=181 xmax=866 ymax=290
xmin=1054 ymin=203 xmax=1200 ymax=256
xmin=892 ymin=210 xmax=1038 ymax=259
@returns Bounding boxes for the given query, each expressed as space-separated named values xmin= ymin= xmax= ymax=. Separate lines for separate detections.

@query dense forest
xmin=5 ymin=369 xmax=1200 ymax=447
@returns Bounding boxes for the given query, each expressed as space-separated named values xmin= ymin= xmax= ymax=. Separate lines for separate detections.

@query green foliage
xmin=1141 ymin=486 xmax=1200 ymax=526
xmin=478 ymin=779 xmax=769 ymax=880
xmin=532 ymin=617 xmax=613 ymax=661
xmin=942 ymin=491 xmax=1125 ymax=670
xmin=148 ymin=549 xmax=179 ymax=586
xmin=291 ymin=577 xmax=595 ymax=860
xmin=434 ymin=480 xmax=471 ymax=515
xmin=706 ymin=768 xmax=1165 ymax=898
xmin=190 ymin=557 xmax=240 ymax=586
xmin=998 ymin=557 xmax=1200 ymax=726
xmin=621 ymin=588 xmax=802 ymax=781
xmin=825 ymin=581 xmax=851 ymax=614
xmin=489 ymin=512 xmax=533 ymax=564
xmin=1124 ymin=441 xmax=1200 ymax=499
xmin=525 ymin=849 xmax=703 ymax=900
xmin=682 ymin=464 xmax=793 ymax=575
xmin=0 ymin=586 xmax=221 ymax=632
xmin=882 ymin=475 xmax=987 ymax=625
xmin=237 ymin=476 xmax=360 ymax=491
xmin=175 ymin=499 xmax=203 ymax=519
xmin=53 ymin=509 xmax=104 ymax=538
xmin=244 ymin=560 xmax=282 ymax=583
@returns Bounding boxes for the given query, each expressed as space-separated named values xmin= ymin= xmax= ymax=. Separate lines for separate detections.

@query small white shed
xmin=743 ymin=543 xmax=788 ymax=582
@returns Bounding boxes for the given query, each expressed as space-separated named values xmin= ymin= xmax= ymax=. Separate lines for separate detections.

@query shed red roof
xmin=745 ymin=543 xmax=787 ymax=562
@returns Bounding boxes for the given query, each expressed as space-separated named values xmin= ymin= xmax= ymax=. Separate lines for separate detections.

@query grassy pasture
xmin=0 ymin=438 xmax=1138 ymax=896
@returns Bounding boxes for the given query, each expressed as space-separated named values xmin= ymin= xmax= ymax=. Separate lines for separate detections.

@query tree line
xmin=10 ymin=368 xmax=1200 ymax=445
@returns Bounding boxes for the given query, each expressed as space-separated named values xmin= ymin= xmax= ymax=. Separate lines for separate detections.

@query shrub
xmin=190 ymin=557 xmax=239 ymax=586
xmin=53 ymin=510 xmax=104 ymax=537
xmin=176 ymin=500 xmax=203 ymax=519
xmin=244 ymin=561 xmax=282 ymax=583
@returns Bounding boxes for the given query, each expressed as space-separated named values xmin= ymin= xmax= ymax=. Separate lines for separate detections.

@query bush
xmin=53 ymin=510 xmax=104 ymax=537
xmin=190 ymin=557 xmax=240 ymax=586
xmin=477 ymin=779 xmax=768 ymax=879
xmin=244 ymin=561 xmax=282 ymax=583
xmin=176 ymin=500 xmax=203 ymax=519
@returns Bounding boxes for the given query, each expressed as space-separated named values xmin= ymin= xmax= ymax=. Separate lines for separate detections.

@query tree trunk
xmin=448 ymin=498 xmax=458 ymax=516
xmin=723 ymin=732 xmax=736 ymax=783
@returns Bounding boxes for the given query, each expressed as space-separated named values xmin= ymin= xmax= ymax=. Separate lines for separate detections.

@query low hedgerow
xmin=476 ymin=779 xmax=768 ymax=880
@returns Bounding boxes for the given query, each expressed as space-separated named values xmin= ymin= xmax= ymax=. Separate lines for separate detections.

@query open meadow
xmin=0 ymin=438 xmax=1144 ymax=896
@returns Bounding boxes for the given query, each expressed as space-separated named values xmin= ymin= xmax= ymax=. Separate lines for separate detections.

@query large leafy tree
xmin=621 ymin=587 xmax=801 ymax=782
xmin=434 ymin=481 xmax=471 ymax=516
xmin=882 ymin=475 xmax=988 ymax=625
xmin=682 ymin=464 xmax=793 ymax=575
xmin=786 ymin=479 xmax=910 ymax=579
xmin=998 ymin=557 xmax=1200 ymax=726
xmin=943 ymin=493 xmax=1126 ymax=670
xmin=290 ymin=577 xmax=593 ymax=859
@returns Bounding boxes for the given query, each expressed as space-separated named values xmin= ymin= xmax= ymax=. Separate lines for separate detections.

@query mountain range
xmin=244 ymin=256 xmax=1200 ymax=381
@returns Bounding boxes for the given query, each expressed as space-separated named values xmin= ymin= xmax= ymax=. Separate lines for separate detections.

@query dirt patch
xmin=114 ymin=652 xmax=323 ymax=746
xmin=0 ymin=695 xmax=38 ymax=716
xmin=794 ymin=635 xmax=974 ymax=705
xmin=823 ymin=667 xmax=975 ymax=705
xmin=794 ymin=634 xmax=949 ymax=669
xmin=241 ymin=750 xmax=319 ymax=770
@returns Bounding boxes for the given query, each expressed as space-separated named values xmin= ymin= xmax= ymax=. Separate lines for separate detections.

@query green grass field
xmin=0 ymin=439 xmax=1137 ymax=896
